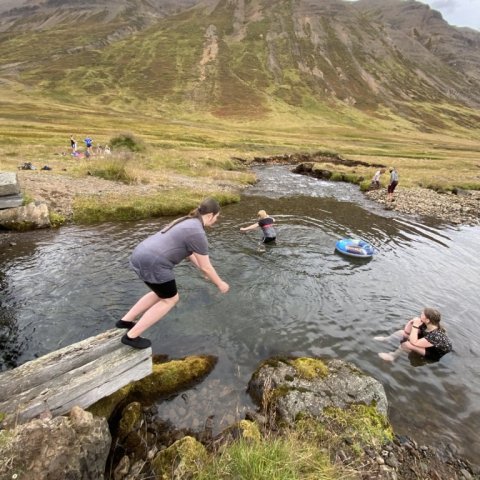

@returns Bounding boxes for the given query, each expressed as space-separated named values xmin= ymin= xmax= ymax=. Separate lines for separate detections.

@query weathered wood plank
xmin=0 ymin=328 xmax=153 ymax=426
xmin=0 ymin=194 xmax=23 ymax=209
xmin=0 ymin=329 xmax=128 ymax=401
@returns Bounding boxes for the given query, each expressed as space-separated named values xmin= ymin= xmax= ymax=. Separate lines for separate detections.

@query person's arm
xmin=191 ymin=252 xmax=229 ymax=293
xmin=406 ymin=318 xmax=433 ymax=349
xmin=240 ymin=222 xmax=259 ymax=232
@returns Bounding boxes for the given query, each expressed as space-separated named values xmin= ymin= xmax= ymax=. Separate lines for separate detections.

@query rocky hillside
xmin=1 ymin=0 xmax=479 ymax=125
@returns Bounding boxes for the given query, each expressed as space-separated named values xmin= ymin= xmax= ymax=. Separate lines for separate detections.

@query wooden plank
xmin=0 ymin=194 xmax=23 ymax=209
xmin=0 ymin=329 xmax=127 ymax=401
xmin=0 ymin=329 xmax=153 ymax=426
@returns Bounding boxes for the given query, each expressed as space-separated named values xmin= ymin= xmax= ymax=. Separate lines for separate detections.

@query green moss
xmin=49 ymin=211 xmax=66 ymax=227
xmin=88 ymin=355 xmax=217 ymax=420
xmin=289 ymin=358 xmax=328 ymax=380
xmin=117 ymin=402 xmax=143 ymax=441
xmin=322 ymin=404 xmax=394 ymax=452
xmin=152 ymin=436 xmax=207 ymax=479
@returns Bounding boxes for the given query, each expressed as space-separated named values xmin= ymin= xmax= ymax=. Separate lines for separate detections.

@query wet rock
xmin=248 ymin=357 xmax=388 ymax=422
xmin=151 ymin=436 xmax=207 ymax=479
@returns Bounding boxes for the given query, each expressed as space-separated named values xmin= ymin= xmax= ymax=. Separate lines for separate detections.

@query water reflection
xmin=0 ymin=165 xmax=479 ymax=462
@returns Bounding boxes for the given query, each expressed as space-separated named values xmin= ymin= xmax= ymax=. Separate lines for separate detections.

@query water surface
xmin=1 ymin=166 xmax=479 ymax=461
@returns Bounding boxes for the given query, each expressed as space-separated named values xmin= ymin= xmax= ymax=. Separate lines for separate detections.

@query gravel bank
xmin=365 ymin=187 xmax=480 ymax=226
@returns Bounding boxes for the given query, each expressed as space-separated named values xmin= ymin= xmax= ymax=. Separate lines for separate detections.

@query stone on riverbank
xmin=366 ymin=187 xmax=480 ymax=225
xmin=0 ymin=406 xmax=110 ymax=480
xmin=0 ymin=202 xmax=51 ymax=230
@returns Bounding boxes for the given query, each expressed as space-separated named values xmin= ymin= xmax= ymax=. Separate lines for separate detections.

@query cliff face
xmin=0 ymin=0 xmax=479 ymax=124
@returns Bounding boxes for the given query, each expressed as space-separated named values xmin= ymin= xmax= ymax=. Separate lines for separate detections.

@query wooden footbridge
xmin=0 ymin=329 xmax=152 ymax=427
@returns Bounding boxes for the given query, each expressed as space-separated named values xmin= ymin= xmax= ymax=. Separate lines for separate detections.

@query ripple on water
xmin=1 ymin=167 xmax=479 ymax=462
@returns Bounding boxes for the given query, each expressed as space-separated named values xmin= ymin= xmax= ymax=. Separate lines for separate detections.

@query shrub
xmin=109 ymin=133 xmax=146 ymax=152
xmin=88 ymin=158 xmax=138 ymax=184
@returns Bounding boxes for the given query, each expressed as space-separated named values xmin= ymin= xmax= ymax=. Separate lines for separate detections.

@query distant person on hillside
xmin=371 ymin=168 xmax=386 ymax=190
xmin=70 ymin=135 xmax=77 ymax=154
xmin=240 ymin=209 xmax=277 ymax=244
xmin=387 ymin=167 xmax=399 ymax=201
xmin=84 ymin=136 xmax=93 ymax=155
xmin=376 ymin=307 xmax=452 ymax=362
xmin=116 ymin=198 xmax=230 ymax=349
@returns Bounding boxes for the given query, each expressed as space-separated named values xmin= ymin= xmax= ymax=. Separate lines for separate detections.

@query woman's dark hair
xmin=423 ymin=308 xmax=445 ymax=332
xmin=161 ymin=198 xmax=220 ymax=233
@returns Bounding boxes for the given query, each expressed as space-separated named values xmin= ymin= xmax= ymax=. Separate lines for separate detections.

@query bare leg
xmin=374 ymin=330 xmax=405 ymax=342
xmin=122 ymin=291 xmax=162 ymax=322
xmin=378 ymin=346 xmax=403 ymax=362
xmin=127 ymin=294 xmax=179 ymax=338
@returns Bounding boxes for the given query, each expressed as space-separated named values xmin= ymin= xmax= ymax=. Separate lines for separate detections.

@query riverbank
xmin=2 ymin=166 xmax=475 ymax=230
xmin=365 ymin=186 xmax=480 ymax=226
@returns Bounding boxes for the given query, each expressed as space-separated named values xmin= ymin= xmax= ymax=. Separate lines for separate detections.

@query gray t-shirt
xmin=130 ymin=218 xmax=209 ymax=283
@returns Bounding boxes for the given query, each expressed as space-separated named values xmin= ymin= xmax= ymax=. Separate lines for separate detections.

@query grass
xmin=1 ymin=89 xmax=480 ymax=224
xmin=194 ymin=432 xmax=350 ymax=480
xmin=73 ymin=189 xmax=240 ymax=223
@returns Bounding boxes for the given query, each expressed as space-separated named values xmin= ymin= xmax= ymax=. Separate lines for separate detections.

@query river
xmin=1 ymin=166 xmax=479 ymax=462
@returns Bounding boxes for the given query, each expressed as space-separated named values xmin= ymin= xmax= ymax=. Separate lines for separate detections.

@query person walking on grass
xmin=117 ymin=198 xmax=230 ymax=349
xmin=240 ymin=209 xmax=277 ymax=244
xmin=387 ymin=167 xmax=399 ymax=202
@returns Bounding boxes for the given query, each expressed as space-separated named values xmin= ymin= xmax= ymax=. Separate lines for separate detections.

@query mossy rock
xmin=151 ymin=436 xmax=207 ymax=480
xmin=290 ymin=358 xmax=329 ymax=379
xmin=218 ymin=419 xmax=261 ymax=444
xmin=88 ymin=355 xmax=217 ymax=420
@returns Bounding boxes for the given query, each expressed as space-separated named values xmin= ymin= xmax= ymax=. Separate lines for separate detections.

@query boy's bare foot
xmin=378 ymin=352 xmax=395 ymax=362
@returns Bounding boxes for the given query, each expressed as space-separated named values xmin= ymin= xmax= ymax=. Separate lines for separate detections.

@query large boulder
xmin=0 ymin=406 xmax=111 ymax=480
xmin=0 ymin=202 xmax=51 ymax=230
xmin=248 ymin=357 xmax=388 ymax=423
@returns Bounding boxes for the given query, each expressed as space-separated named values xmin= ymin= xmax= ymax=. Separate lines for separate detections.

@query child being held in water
xmin=240 ymin=209 xmax=277 ymax=244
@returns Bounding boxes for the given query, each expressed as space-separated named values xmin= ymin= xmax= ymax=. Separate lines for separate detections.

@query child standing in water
xmin=240 ymin=210 xmax=277 ymax=244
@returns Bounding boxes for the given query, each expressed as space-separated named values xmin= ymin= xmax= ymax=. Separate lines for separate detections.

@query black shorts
xmin=145 ymin=280 xmax=178 ymax=298
xmin=263 ymin=237 xmax=276 ymax=244
xmin=387 ymin=181 xmax=398 ymax=193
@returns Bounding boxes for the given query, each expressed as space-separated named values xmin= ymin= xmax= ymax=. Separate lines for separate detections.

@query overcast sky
xmin=417 ymin=0 xmax=480 ymax=30
xmin=346 ymin=0 xmax=480 ymax=31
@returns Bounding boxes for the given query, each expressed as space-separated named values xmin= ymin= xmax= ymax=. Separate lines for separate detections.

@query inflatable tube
xmin=335 ymin=238 xmax=375 ymax=258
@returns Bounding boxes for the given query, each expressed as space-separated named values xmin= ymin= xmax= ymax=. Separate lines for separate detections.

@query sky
xmin=417 ymin=0 xmax=480 ymax=30
xmin=346 ymin=0 xmax=480 ymax=31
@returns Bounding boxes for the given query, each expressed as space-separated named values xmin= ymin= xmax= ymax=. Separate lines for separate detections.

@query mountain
xmin=1 ymin=0 xmax=479 ymax=127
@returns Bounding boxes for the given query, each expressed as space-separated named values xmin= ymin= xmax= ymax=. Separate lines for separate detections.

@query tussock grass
xmin=195 ymin=433 xmax=348 ymax=480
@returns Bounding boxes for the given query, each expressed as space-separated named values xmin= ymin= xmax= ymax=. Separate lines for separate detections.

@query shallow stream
xmin=1 ymin=166 xmax=479 ymax=461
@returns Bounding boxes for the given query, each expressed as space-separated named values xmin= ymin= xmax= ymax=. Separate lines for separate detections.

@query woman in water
xmin=117 ymin=198 xmax=230 ymax=349
xmin=240 ymin=209 xmax=276 ymax=244
xmin=376 ymin=308 xmax=452 ymax=362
